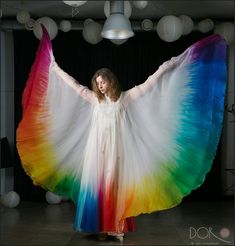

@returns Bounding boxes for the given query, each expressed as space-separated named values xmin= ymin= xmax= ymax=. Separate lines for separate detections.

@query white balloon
xmin=110 ymin=39 xmax=128 ymax=45
xmin=60 ymin=20 xmax=72 ymax=32
xmin=82 ymin=21 xmax=103 ymax=44
xmin=33 ymin=17 xmax=58 ymax=40
xmin=25 ymin=18 xmax=35 ymax=30
xmin=133 ymin=1 xmax=148 ymax=9
xmin=83 ymin=18 xmax=94 ymax=27
xmin=198 ymin=19 xmax=214 ymax=33
xmin=179 ymin=15 xmax=194 ymax=35
xmin=214 ymin=22 xmax=234 ymax=45
xmin=141 ymin=19 xmax=153 ymax=31
xmin=45 ymin=191 xmax=62 ymax=204
xmin=1 ymin=191 xmax=20 ymax=208
xmin=63 ymin=1 xmax=87 ymax=7
xmin=156 ymin=15 xmax=183 ymax=42
xmin=16 ymin=10 xmax=30 ymax=24
xmin=104 ymin=1 xmax=132 ymax=18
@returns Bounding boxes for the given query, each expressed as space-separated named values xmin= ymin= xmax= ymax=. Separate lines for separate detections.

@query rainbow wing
xmin=120 ymin=34 xmax=227 ymax=218
xmin=16 ymin=26 xmax=95 ymax=204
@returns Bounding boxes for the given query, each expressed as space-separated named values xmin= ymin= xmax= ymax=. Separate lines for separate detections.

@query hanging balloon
xmin=83 ymin=18 xmax=94 ymax=27
xmin=63 ymin=1 xmax=87 ymax=7
xmin=82 ymin=20 xmax=103 ymax=44
xmin=133 ymin=1 xmax=148 ymax=9
xmin=33 ymin=17 xmax=58 ymax=40
xmin=45 ymin=191 xmax=62 ymax=204
xmin=179 ymin=15 xmax=194 ymax=35
xmin=104 ymin=1 xmax=132 ymax=18
xmin=1 ymin=191 xmax=20 ymax=208
xmin=214 ymin=22 xmax=234 ymax=45
xmin=156 ymin=15 xmax=183 ymax=42
xmin=25 ymin=18 xmax=35 ymax=30
xmin=141 ymin=19 xmax=153 ymax=31
xmin=16 ymin=10 xmax=30 ymax=24
xmin=198 ymin=19 xmax=214 ymax=33
xmin=60 ymin=20 xmax=72 ymax=32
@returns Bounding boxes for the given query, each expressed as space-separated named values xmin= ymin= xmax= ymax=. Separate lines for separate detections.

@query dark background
xmin=13 ymin=29 xmax=223 ymax=202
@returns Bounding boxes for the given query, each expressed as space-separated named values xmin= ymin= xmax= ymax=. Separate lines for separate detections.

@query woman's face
xmin=96 ymin=75 xmax=110 ymax=95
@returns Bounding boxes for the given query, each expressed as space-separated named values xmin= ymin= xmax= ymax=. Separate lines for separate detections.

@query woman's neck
xmin=104 ymin=93 xmax=121 ymax=103
xmin=105 ymin=94 xmax=112 ymax=102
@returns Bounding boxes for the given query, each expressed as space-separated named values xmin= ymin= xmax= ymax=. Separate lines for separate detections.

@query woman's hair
xmin=91 ymin=68 xmax=121 ymax=102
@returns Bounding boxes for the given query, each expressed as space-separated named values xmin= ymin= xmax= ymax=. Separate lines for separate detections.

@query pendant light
xmin=101 ymin=1 xmax=134 ymax=40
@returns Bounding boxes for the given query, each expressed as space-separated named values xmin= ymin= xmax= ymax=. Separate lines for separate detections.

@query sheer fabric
xmin=17 ymin=26 xmax=227 ymax=233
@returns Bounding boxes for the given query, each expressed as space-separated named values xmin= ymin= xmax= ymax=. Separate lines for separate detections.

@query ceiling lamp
xmin=63 ymin=1 xmax=87 ymax=7
xmin=104 ymin=1 xmax=132 ymax=19
xmin=101 ymin=1 xmax=134 ymax=40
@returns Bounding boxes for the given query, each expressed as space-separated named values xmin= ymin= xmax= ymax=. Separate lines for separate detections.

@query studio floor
xmin=0 ymin=198 xmax=234 ymax=246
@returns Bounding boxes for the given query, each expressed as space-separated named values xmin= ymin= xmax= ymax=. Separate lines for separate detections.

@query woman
xmin=16 ymin=25 xmax=227 ymax=242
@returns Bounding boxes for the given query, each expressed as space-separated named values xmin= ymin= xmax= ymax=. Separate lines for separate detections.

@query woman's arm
xmin=50 ymin=60 xmax=96 ymax=105
xmin=122 ymin=52 xmax=188 ymax=107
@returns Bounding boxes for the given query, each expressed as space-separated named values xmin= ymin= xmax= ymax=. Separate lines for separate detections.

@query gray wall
xmin=1 ymin=30 xmax=14 ymax=195
xmin=221 ymin=43 xmax=235 ymax=196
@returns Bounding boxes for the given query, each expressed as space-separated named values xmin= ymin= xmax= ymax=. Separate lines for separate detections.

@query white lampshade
xmin=214 ymin=22 xmax=234 ymax=45
xmin=198 ymin=19 xmax=214 ymax=33
xmin=156 ymin=15 xmax=183 ymax=42
xmin=179 ymin=15 xmax=194 ymax=35
xmin=16 ymin=10 xmax=30 ymax=24
xmin=33 ymin=17 xmax=58 ymax=40
xmin=101 ymin=13 xmax=134 ymax=39
xmin=110 ymin=38 xmax=128 ymax=45
xmin=63 ymin=1 xmax=87 ymax=7
xmin=102 ymin=1 xmax=134 ymax=39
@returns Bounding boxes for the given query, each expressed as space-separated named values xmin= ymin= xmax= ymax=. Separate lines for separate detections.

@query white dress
xmin=16 ymin=26 xmax=227 ymax=233
xmin=74 ymin=94 xmax=135 ymax=232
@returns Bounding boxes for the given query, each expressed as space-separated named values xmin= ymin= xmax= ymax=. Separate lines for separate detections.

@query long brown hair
xmin=91 ymin=68 xmax=121 ymax=102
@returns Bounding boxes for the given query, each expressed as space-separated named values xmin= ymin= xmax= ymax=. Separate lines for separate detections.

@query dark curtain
xmin=14 ymin=29 xmax=222 ymax=201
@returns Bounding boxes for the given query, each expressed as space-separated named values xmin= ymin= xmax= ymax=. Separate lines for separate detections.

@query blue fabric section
xmin=73 ymin=189 xmax=99 ymax=232
xmin=189 ymin=60 xmax=226 ymax=175
xmin=173 ymin=39 xmax=227 ymax=192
